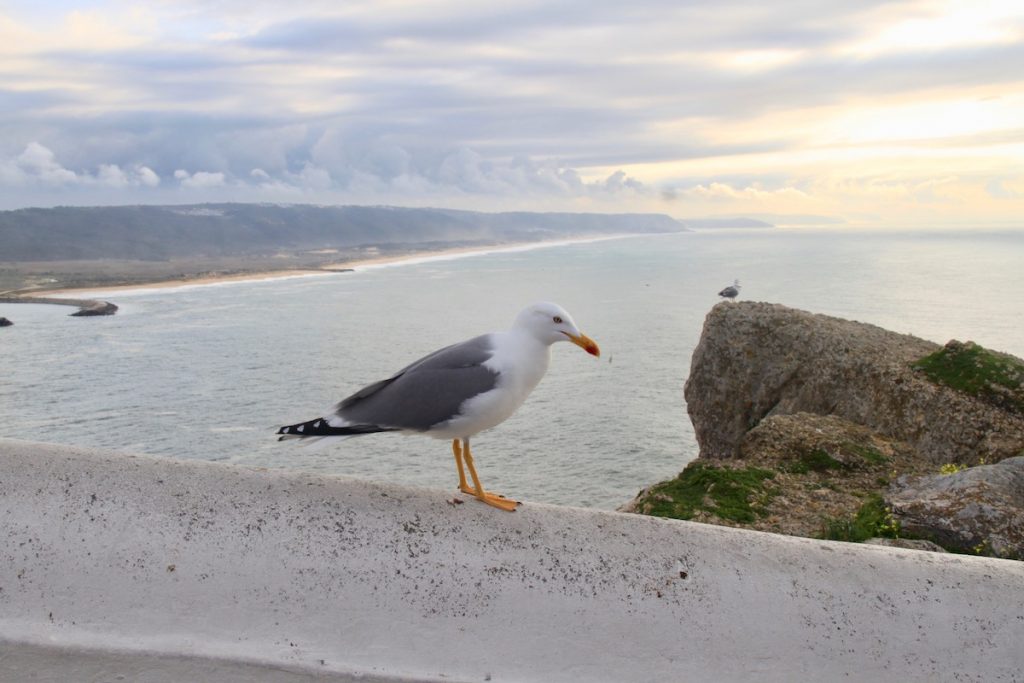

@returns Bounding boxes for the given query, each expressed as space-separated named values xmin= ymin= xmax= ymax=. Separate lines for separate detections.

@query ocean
xmin=2 ymin=228 xmax=1022 ymax=510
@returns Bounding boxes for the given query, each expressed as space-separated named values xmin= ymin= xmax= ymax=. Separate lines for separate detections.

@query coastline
xmin=24 ymin=233 xmax=650 ymax=299
xmin=36 ymin=268 xmax=334 ymax=298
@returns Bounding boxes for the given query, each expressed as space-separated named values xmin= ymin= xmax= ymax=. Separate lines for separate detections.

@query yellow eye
xmin=553 ymin=316 xmax=563 ymax=324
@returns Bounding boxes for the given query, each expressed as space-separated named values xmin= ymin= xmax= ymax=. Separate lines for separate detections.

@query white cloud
xmin=175 ymin=169 xmax=226 ymax=188
xmin=97 ymin=164 xmax=130 ymax=187
xmin=16 ymin=142 xmax=79 ymax=184
xmin=0 ymin=143 xmax=161 ymax=190
xmin=839 ymin=0 xmax=1024 ymax=58
xmin=602 ymin=170 xmax=643 ymax=193
xmin=293 ymin=163 xmax=332 ymax=190
xmin=136 ymin=166 xmax=160 ymax=187
xmin=682 ymin=182 xmax=811 ymax=203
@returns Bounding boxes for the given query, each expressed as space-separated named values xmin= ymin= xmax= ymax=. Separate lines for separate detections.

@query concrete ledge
xmin=2 ymin=439 xmax=1022 ymax=682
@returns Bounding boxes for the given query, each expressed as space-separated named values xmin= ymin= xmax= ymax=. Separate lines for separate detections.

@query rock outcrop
xmin=684 ymin=302 xmax=1024 ymax=465
xmin=0 ymin=316 xmax=11 ymax=327
xmin=886 ymin=456 xmax=1024 ymax=559
xmin=621 ymin=412 xmax=934 ymax=539
xmin=68 ymin=299 xmax=118 ymax=316
xmin=629 ymin=302 xmax=1024 ymax=559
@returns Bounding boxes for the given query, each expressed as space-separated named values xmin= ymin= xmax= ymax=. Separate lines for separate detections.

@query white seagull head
xmin=513 ymin=302 xmax=600 ymax=356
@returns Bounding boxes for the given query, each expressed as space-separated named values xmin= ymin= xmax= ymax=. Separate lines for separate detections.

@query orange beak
xmin=566 ymin=332 xmax=601 ymax=357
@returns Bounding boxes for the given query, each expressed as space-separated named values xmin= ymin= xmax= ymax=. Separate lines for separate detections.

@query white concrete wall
xmin=1 ymin=438 xmax=1022 ymax=682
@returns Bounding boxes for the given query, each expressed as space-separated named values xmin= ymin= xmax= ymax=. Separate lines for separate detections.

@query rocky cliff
xmin=683 ymin=302 xmax=1024 ymax=465
xmin=626 ymin=302 xmax=1024 ymax=559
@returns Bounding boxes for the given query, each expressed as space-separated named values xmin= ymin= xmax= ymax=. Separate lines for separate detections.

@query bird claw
xmin=459 ymin=486 xmax=520 ymax=511
xmin=479 ymin=496 xmax=520 ymax=512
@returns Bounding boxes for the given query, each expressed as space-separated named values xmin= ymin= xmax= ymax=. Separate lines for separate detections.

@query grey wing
xmin=334 ymin=334 xmax=499 ymax=432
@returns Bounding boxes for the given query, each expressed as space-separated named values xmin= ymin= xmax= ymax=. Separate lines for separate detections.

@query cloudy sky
xmin=2 ymin=0 xmax=1023 ymax=226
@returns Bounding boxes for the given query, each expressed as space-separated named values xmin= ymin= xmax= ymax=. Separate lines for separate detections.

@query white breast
xmin=432 ymin=329 xmax=551 ymax=439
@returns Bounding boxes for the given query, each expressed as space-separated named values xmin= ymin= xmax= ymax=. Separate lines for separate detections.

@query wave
xmin=353 ymin=233 xmax=659 ymax=272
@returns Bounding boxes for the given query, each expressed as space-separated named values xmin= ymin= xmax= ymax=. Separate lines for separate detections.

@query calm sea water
xmin=2 ymin=228 xmax=1022 ymax=509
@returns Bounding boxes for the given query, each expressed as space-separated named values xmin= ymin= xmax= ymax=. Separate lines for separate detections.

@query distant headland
xmin=0 ymin=203 xmax=704 ymax=296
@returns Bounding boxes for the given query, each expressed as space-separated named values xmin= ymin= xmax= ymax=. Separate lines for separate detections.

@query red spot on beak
xmin=567 ymin=332 xmax=600 ymax=357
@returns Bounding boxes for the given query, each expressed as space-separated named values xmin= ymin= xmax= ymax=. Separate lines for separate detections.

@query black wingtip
xmin=276 ymin=417 xmax=399 ymax=440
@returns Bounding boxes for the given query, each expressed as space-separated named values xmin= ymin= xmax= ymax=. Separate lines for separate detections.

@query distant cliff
xmin=0 ymin=204 xmax=686 ymax=262
xmin=679 ymin=217 xmax=772 ymax=229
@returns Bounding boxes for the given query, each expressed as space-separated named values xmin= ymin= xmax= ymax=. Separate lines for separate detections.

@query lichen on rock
xmin=886 ymin=456 xmax=1024 ymax=560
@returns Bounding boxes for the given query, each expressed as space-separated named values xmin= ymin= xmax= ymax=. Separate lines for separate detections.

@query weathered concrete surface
xmin=2 ymin=439 xmax=1023 ymax=682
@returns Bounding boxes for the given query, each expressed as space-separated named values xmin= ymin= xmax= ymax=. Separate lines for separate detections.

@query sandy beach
xmin=24 ymin=234 xmax=641 ymax=298
xmin=36 ymin=268 xmax=333 ymax=298
xmin=3 ymin=243 xmax=502 ymax=299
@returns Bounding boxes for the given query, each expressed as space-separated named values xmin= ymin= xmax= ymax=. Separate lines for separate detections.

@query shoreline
xmin=27 ymin=233 xmax=652 ymax=299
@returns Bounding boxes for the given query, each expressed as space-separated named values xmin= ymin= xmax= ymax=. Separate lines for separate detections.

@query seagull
xmin=276 ymin=302 xmax=600 ymax=511
xmin=718 ymin=279 xmax=741 ymax=301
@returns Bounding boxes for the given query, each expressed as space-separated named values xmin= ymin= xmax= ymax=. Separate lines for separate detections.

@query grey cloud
xmin=0 ymin=88 xmax=72 ymax=119
xmin=0 ymin=134 xmax=650 ymax=210
xmin=243 ymin=0 xmax=885 ymax=55
xmin=767 ymin=42 xmax=1024 ymax=104
xmin=18 ymin=3 xmax=1022 ymax=160
xmin=4 ymin=0 xmax=1022 ymax=211
xmin=38 ymin=48 xmax=236 ymax=73
xmin=244 ymin=17 xmax=375 ymax=52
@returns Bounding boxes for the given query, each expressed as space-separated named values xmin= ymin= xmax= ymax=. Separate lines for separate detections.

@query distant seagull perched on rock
xmin=718 ymin=279 xmax=741 ymax=301
xmin=276 ymin=302 xmax=600 ymax=511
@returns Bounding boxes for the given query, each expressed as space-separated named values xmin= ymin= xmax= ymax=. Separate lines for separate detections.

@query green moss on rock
xmin=635 ymin=462 xmax=776 ymax=523
xmin=819 ymin=494 xmax=900 ymax=543
xmin=844 ymin=442 xmax=887 ymax=465
xmin=912 ymin=341 xmax=1024 ymax=414
xmin=785 ymin=448 xmax=847 ymax=474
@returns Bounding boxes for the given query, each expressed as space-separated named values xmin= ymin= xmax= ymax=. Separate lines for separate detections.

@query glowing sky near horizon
xmin=1 ymin=0 xmax=1023 ymax=226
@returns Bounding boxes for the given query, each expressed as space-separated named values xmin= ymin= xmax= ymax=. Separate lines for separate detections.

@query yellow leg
xmin=460 ymin=438 xmax=519 ymax=512
xmin=452 ymin=439 xmax=469 ymax=491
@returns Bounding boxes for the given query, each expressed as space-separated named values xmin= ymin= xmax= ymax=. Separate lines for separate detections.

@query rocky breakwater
xmin=0 ymin=295 xmax=117 ymax=316
xmin=624 ymin=302 xmax=1024 ymax=560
